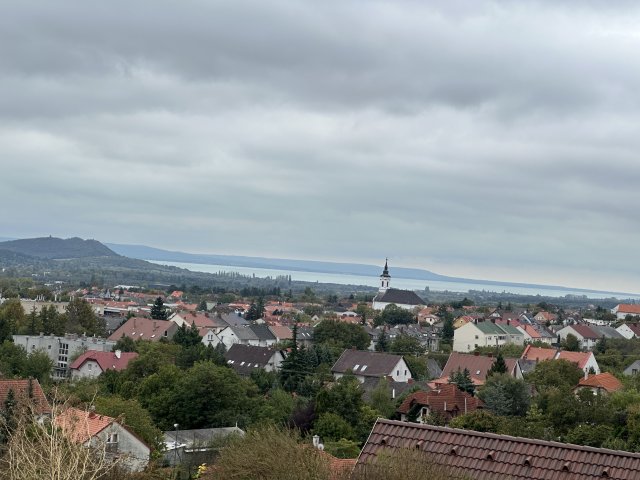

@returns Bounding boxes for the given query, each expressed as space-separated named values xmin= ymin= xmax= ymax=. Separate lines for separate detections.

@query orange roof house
xmin=56 ymin=407 xmax=150 ymax=472
xmin=397 ymin=383 xmax=483 ymax=423
xmin=69 ymin=350 xmax=138 ymax=379
xmin=575 ymin=372 xmax=623 ymax=395
xmin=520 ymin=345 xmax=600 ymax=375
xmin=0 ymin=379 xmax=50 ymax=415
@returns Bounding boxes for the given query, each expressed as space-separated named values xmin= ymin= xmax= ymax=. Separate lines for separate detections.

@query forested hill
xmin=0 ymin=237 xmax=118 ymax=259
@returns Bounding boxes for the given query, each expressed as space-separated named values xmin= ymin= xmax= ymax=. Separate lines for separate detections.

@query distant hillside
xmin=106 ymin=243 xmax=453 ymax=281
xmin=0 ymin=237 xmax=118 ymax=259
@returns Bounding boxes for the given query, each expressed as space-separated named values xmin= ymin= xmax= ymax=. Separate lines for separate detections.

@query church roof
xmin=375 ymin=289 xmax=425 ymax=306
xmin=381 ymin=258 xmax=390 ymax=278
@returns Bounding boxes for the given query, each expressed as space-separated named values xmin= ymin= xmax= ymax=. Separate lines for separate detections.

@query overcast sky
xmin=1 ymin=1 xmax=640 ymax=293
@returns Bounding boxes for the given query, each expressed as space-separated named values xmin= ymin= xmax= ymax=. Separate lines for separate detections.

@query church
xmin=372 ymin=259 xmax=426 ymax=311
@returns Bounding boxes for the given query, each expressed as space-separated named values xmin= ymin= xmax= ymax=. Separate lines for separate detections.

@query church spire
xmin=379 ymin=258 xmax=390 ymax=293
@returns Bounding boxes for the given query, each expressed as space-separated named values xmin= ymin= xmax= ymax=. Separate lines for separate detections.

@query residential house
xmin=452 ymin=320 xmax=524 ymax=353
xmin=624 ymin=360 xmax=640 ymax=376
xmin=224 ymin=344 xmax=284 ymax=376
xmin=616 ymin=322 xmax=640 ymax=340
xmin=372 ymin=260 xmax=425 ymax=311
xmin=268 ymin=325 xmax=293 ymax=343
xmin=517 ymin=324 xmax=554 ymax=345
xmin=574 ymin=373 xmax=623 ymax=395
xmin=437 ymin=352 xmax=522 ymax=387
xmin=13 ymin=333 xmax=116 ymax=379
xmin=520 ymin=345 xmax=600 ymax=375
xmin=357 ymin=419 xmax=640 ymax=480
xmin=418 ymin=307 xmax=439 ymax=326
xmin=534 ymin=311 xmax=557 ymax=324
xmin=217 ymin=325 xmax=277 ymax=350
xmin=56 ymin=407 xmax=150 ymax=472
xmin=331 ymin=350 xmax=412 ymax=383
xmin=163 ymin=426 xmax=244 ymax=467
xmin=0 ymin=379 xmax=50 ymax=416
xmin=612 ymin=304 xmax=640 ymax=321
xmin=108 ymin=317 xmax=179 ymax=343
xmin=556 ymin=324 xmax=600 ymax=350
xmin=70 ymin=350 xmax=138 ymax=380
xmin=589 ymin=325 xmax=625 ymax=340
xmin=171 ymin=311 xmax=229 ymax=334
xmin=198 ymin=327 xmax=222 ymax=348
xmin=397 ymin=383 xmax=483 ymax=423
xmin=297 ymin=326 xmax=314 ymax=347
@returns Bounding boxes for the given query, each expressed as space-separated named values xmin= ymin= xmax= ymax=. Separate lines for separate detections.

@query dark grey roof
xmin=332 ymin=350 xmax=403 ymax=378
xmin=589 ymin=325 xmax=624 ymax=339
xmin=220 ymin=313 xmax=249 ymax=327
xmin=375 ymin=289 xmax=425 ymax=306
xmin=225 ymin=344 xmax=278 ymax=375
xmin=426 ymin=358 xmax=443 ymax=379
xmin=249 ymin=324 xmax=276 ymax=341
xmin=297 ymin=326 xmax=314 ymax=340
xmin=229 ymin=326 xmax=259 ymax=341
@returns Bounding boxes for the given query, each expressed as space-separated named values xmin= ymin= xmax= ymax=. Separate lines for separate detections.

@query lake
xmin=148 ymin=260 xmax=639 ymax=300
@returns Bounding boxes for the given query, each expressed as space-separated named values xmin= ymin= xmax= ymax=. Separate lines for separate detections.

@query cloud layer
xmin=1 ymin=1 xmax=640 ymax=292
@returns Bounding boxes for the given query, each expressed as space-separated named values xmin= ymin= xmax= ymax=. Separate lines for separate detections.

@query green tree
xmin=375 ymin=330 xmax=389 ymax=352
xmin=94 ymin=395 xmax=164 ymax=453
xmin=150 ymin=297 xmax=168 ymax=320
xmin=376 ymin=304 xmax=415 ymax=326
xmin=0 ymin=341 xmax=27 ymax=378
xmin=441 ymin=318 xmax=454 ymax=345
xmin=315 ymin=375 xmax=364 ymax=426
xmin=313 ymin=412 xmax=355 ymax=442
xmin=526 ymin=359 xmax=583 ymax=393
xmin=369 ymin=377 xmax=396 ymax=418
xmin=65 ymin=298 xmax=102 ymax=335
xmin=173 ymin=322 xmax=202 ymax=348
xmin=0 ymin=300 xmax=24 ymax=336
xmin=313 ymin=320 xmax=370 ymax=350
xmin=449 ymin=368 xmax=475 ymax=394
xmin=113 ymin=335 xmax=137 ymax=353
xmin=563 ymin=333 xmax=581 ymax=352
xmin=448 ymin=410 xmax=502 ymax=433
xmin=487 ymin=351 xmax=507 ymax=377
xmin=389 ymin=335 xmax=425 ymax=355
xmin=23 ymin=350 xmax=53 ymax=385
xmin=478 ymin=373 xmax=530 ymax=417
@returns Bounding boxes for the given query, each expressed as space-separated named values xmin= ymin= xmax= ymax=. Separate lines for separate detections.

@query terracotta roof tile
xmin=56 ymin=407 xmax=114 ymax=443
xmin=108 ymin=317 xmax=177 ymax=342
xmin=397 ymin=383 xmax=483 ymax=419
xmin=577 ymin=373 xmax=623 ymax=393
xmin=440 ymin=352 xmax=519 ymax=385
xmin=357 ymin=419 xmax=640 ymax=479
xmin=0 ymin=379 xmax=50 ymax=415
xmin=69 ymin=350 xmax=138 ymax=372
xmin=617 ymin=304 xmax=640 ymax=315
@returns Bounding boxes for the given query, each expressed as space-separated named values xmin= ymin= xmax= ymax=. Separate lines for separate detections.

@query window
xmin=634 ymin=369 xmax=638 ymax=375
xmin=404 ymin=370 xmax=407 ymax=376
xmin=475 ymin=335 xmax=479 ymax=339
xmin=354 ymin=364 xmax=360 ymax=370
xmin=88 ymin=364 xmax=92 ymax=370
xmin=106 ymin=433 xmax=118 ymax=453
xmin=396 ymin=370 xmax=399 ymax=376
xmin=361 ymin=365 xmax=367 ymax=371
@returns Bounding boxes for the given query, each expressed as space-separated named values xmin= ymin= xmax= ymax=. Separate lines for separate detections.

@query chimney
xmin=115 ymin=350 xmax=121 ymax=359
xmin=474 ymin=351 xmax=479 ymax=356
xmin=507 ymin=319 xmax=511 ymax=326
xmin=312 ymin=435 xmax=320 ymax=448
xmin=153 ymin=320 xmax=157 ymax=331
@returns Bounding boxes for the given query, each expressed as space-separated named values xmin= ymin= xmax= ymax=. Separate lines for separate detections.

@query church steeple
xmin=379 ymin=258 xmax=390 ymax=293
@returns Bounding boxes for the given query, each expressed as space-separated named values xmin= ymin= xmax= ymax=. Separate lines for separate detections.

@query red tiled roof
xmin=624 ymin=323 xmax=640 ymax=336
xmin=440 ymin=352 xmax=519 ymax=385
xmin=519 ymin=324 xmax=541 ymax=338
xmin=56 ymin=407 xmax=114 ymax=443
xmin=521 ymin=346 xmax=594 ymax=370
xmin=0 ymin=379 xmax=50 ymax=415
xmin=577 ymin=373 xmax=622 ymax=393
xmin=617 ymin=304 xmax=640 ymax=315
xmin=69 ymin=350 xmax=138 ymax=372
xmin=108 ymin=316 xmax=176 ymax=342
xmin=397 ymin=383 xmax=482 ymax=418
xmin=521 ymin=345 xmax=557 ymax=362
xmin=357 ymin=419 xmax=640 ymax=479
xmin=268 ymin=325 xmax=292 ymax=340
xmin=558 ymin=351 xmax=594 ymax=370
xmin=570 ymin=324 xmax=599 ymax=339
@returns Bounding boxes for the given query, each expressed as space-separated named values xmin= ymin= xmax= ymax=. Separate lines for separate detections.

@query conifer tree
xmin=150 ymin=297 xmax=168 ymax=320
xmin=375 ymin=330 xmax=390 ymax=352
xmin=487 ymin=351 xmax=507 ymax=377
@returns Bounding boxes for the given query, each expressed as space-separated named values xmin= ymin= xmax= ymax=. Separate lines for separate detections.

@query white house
xmin=69 ymin=350 xmax=138 ymax=380
xmin=198 ymin=327 xmax=222 ymax=348
xmin=331 ymin=350 xmax=412 ymax=383
xmin=556 ymin=324 xmax=599 ymax=350
xmin=56 ymin=407 xmax=150 ymax=472
xmin=453 ymin=321 xmax=524 ymax=353
xmin=612 ymin=304 xmax=640 ymax=321
xmin=224 ymin=344 xmax=284 ymax=376
xmin=372 ymin=260 xmax=425 ymax=311
xmin=616 ymin=323 xmax=640 ymax=340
